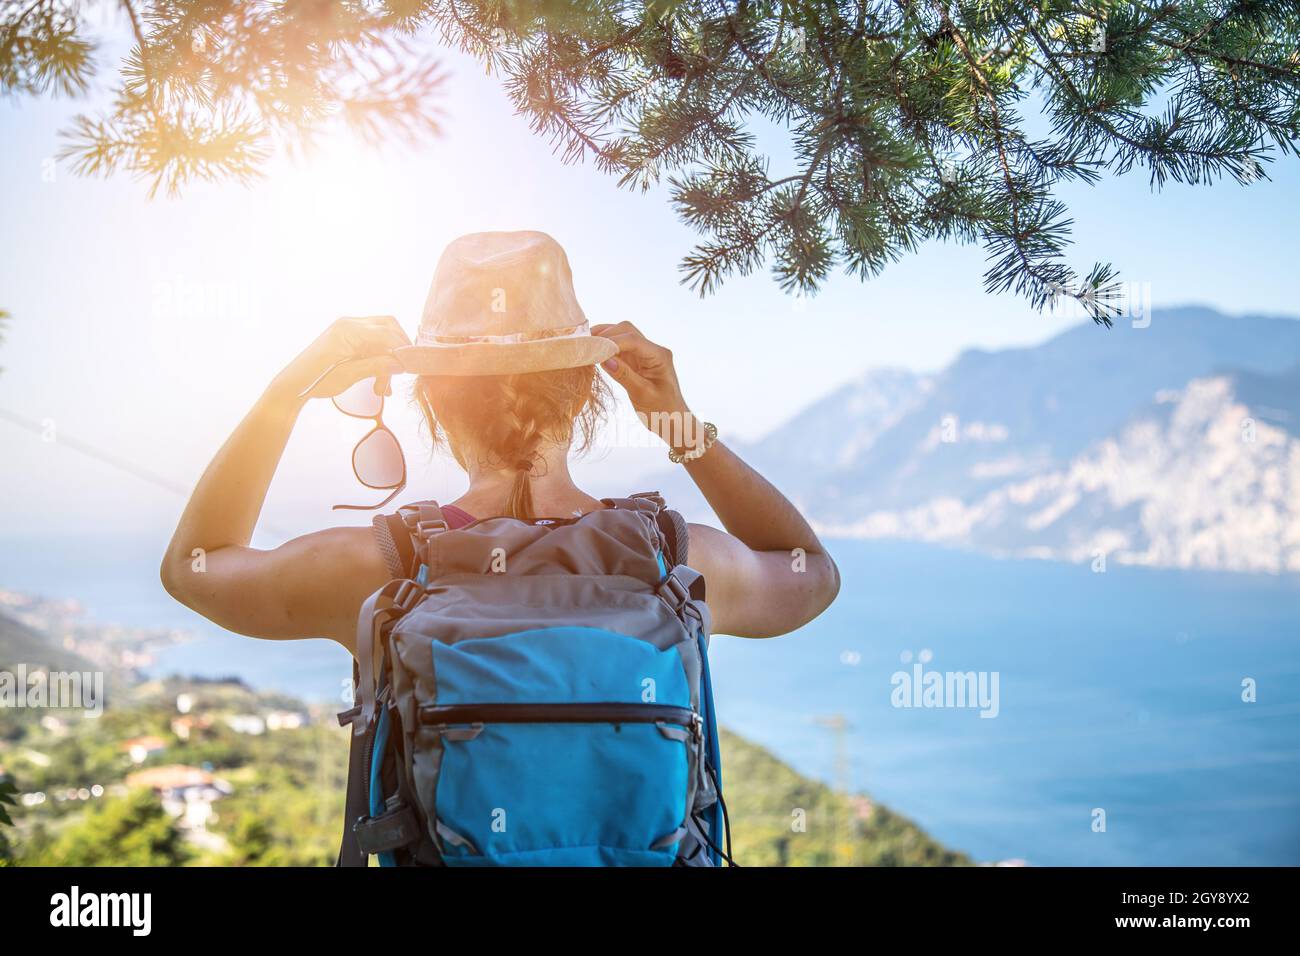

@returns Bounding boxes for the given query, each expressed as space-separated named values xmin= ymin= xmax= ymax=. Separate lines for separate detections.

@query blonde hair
xmin=413 ymin=367 xmax=610 ymax=519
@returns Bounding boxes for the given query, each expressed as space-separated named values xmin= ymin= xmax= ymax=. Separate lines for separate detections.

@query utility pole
xmin=814 ymin=714 xmax=853 ymax=866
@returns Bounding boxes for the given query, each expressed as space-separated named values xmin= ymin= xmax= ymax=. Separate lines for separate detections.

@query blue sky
xmin=1 ymin=15 xmax=1298 ymax=539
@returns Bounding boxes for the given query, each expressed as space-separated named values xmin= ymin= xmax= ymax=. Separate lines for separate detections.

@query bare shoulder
xmin=264 ymin=524 xmax=391 ymax=588
xmin=160 ymin=523 xmax=392 ymax=654
xmin=265 ymin=524 xmax=393 ymax=653
xmin=683 ymin=521 xmax=839 ymax=639
xmin=685 ymin=522 xmax=748 ymax=565
xmin=287 ymin=524 xmax=389 ymax=573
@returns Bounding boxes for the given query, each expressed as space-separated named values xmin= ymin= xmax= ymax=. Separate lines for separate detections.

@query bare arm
xmin=160 ymin=317 xmax=409 ymax=653
xmin=592 ymin=322 xmax=840 ymax=638
xmin=683 ymin=441 xmax=839 ymax=638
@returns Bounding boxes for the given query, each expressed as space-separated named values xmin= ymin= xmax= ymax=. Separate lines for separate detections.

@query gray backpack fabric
xmin=336 ymin=492 xmax=729 ymax=867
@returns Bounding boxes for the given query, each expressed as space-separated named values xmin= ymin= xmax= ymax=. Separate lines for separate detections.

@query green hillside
xmin=2 ymin=616 xmax=970 ymax=867
xmin=1 ymin=679 xmax=968 ymax=866
xmin=720 ymin=729 xmax=970 ymax=866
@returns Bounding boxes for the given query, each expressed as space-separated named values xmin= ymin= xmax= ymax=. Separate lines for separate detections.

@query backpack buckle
xmin=660 ymin=572 xmax=690 ymax=609
xmin=416 ymin=517 xmax=448 ymax=540
xmin=353 ymin=802 xmax=420 ymax=856
xmin=393 ymin=578 xmax=423 ymax=609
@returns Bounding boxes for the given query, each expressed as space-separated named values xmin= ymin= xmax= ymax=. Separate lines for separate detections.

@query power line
xmin=0 ymin=407 xmax=292 ymax=539
xmin=1 ymin=407 xmax=191 ymax=497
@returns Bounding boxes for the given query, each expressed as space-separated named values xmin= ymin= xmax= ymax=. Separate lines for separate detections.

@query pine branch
xmin=4 ymin=1 xmax=1298 ymax=320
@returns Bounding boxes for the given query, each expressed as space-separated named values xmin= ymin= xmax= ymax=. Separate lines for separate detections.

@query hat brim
xmin=394 ymin=335 xmax=617 ymax=377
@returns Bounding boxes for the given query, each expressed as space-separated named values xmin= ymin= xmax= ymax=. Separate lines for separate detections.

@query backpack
xmin=335 ymin=491 xmax=732 ymax=867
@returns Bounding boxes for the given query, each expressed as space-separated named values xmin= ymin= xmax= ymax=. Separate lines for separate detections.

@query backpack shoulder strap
xmin=336 ymin=667 xmax=370 ymax=868
xmin=601 ymin=490 xmax=666 ymax=514
xmin=601 ymin=490 xmax=690 ymax=569
xmin=658 ymin=508 xmax=689 ymax=568
xmin=343 ymin=501 xmax=449 ymax=868
xmin=370 ymin=500 xmax=447 ymax=579
xmin=371 ymin=513 xmax=415 ymax=579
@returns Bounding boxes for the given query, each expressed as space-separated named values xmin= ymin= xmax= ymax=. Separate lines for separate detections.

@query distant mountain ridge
xmin=0 ymin=612 xmax=93 ymax=675
xmin=652 ymin=306 xmax=1300 ymax=573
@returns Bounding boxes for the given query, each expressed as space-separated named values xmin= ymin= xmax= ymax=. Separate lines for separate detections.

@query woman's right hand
xmin=274 ymin=315 xmax=411 ymax=403
xmin=592 ymin=321 xmax=702 ymax=452
xmin=593 ymin=321 xmax=841 ymax=639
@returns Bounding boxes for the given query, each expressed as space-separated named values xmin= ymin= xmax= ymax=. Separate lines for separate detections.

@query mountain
xmin=736 ymin=367 xmax=935 ymax=493
xmin=0 ymin=612 xmax=96 ymax=676
xmin=651 ymin=306 xmax=1300 ymax=573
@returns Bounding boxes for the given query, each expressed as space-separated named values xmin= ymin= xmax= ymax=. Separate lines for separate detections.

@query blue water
xmin=2 ymin=533 xmax=1298 ymax=866
xmin=0 ymin=534 xmax=353 ymax=704
xmin=707 ymin=541 xmax=1300 ymax=867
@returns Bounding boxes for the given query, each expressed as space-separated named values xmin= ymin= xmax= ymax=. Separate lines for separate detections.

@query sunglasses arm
xmin=332 ymin=483 xmax=406 ymax=512
xmin=297 ymin=356 xmax=396 ymax=402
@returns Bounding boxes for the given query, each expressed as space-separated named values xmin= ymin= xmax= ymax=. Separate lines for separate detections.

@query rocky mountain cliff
xmin=651 ymin=306 xmax=1300 ymax=573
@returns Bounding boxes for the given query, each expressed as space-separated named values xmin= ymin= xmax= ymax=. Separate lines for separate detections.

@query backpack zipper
xmin=419 ymin=702 xmax=700 ymax=739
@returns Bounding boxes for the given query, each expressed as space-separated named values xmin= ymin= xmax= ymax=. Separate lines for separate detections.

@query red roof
xmin=126 ymin=765 xmax=212 ymax=790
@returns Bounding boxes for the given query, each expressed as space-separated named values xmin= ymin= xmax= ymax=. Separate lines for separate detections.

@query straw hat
xmin=394 ymin=230 xmax=617 ymax=376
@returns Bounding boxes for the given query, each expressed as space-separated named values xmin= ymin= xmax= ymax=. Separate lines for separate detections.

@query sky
xmin=2 ymin=11 xmax=1299 ymax=541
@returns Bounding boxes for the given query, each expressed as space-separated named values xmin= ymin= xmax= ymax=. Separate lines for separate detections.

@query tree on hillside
xmin=39 ymin=788 xmax=191 ymax=866
xmin=0 ymin=778 xmax=17 ymax=864
xmin=3 ymin=1 xmax=1298 ymax=322
xmin=0 ymin=777 xmax=16 ymax=826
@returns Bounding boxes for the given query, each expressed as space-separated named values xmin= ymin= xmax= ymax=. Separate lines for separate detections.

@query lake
xmin=2 ymin=533 xmax=1297 ymax=866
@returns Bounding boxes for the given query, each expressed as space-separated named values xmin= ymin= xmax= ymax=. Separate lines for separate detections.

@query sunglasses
xmin=300 ymin=360 xmax=407 ymax=511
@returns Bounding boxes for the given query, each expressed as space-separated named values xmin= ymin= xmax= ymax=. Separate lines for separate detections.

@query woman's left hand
xmin=275 ymin=315 xmax=410 ymax=403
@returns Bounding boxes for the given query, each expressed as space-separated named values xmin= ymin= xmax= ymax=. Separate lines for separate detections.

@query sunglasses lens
xmin=333 ymin=378 xmax=383 ymax=418
xmin=353 ymin=428 xmax=404 ymax=489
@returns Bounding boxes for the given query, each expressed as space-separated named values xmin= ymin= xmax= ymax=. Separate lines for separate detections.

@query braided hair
xmin=413 ymin=367 xmax=610 ymax=520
